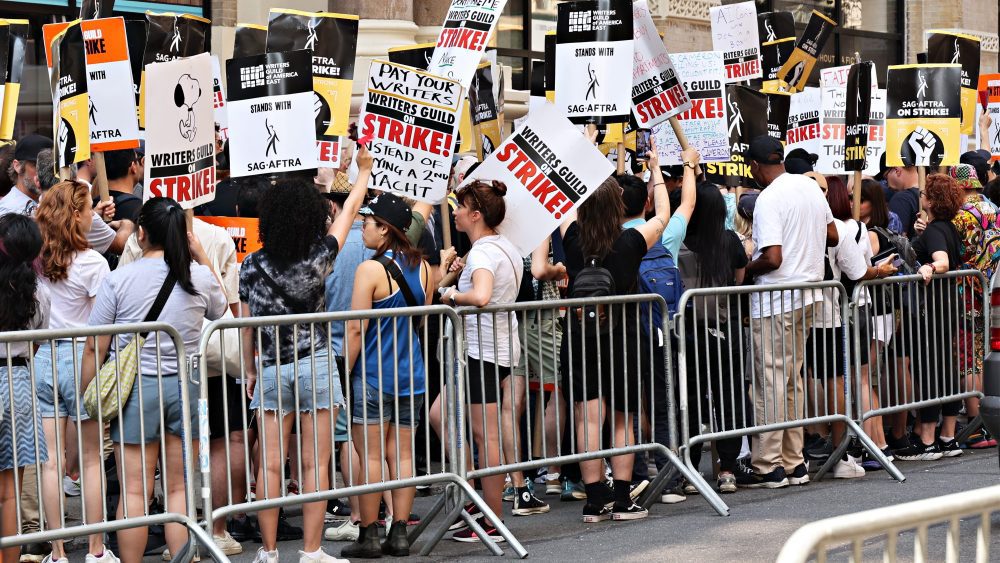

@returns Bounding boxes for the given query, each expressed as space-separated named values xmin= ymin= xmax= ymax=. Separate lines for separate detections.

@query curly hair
xmin=258 ymin=179 xmax=330 ymax=264
xmin=0 ymin=214 xmax=42 ymax=331
xmin=577 ymin=176 xmax=624 ymax=258
xmin=36 ymin=181 xmax=90 ymax=282
xmin=924 ymin=173 xmax=963 ymax=221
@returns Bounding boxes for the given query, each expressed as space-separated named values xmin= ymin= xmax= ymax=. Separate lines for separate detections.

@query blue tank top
xmin=353 ymin=251 xmax=426 ymax=396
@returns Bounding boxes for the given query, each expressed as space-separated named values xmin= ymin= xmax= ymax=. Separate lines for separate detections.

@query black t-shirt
xmin=912 ymin=219 xmax=962 ymax=269
xmin=685 ymin=230 xmax=748 ymax=289
xmin=563 ymin=222 xmax=647 ymax=295
xmin=888 ymin=187 xmax=920 ymax=238
xmin=103 ymin=190 xmax=142 ymax=224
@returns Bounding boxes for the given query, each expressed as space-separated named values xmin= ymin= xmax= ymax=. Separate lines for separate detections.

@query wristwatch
xmin=683 ymin=161 xmax=697 ymax=170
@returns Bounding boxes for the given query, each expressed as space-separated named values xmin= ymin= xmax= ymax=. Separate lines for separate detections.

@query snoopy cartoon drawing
xmin=174 ymin=73 xmax=202 ymax=142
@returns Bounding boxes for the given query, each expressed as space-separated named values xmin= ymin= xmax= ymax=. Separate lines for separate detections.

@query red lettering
xmin=496 ymin=141 xmax=517 ymax=162
xmin=317 ymin=140 xmax=339 ymax=163
xmin=544 ymin=190 xmax=568 ymax=215
xmin=386 ymin=119 xmax=404 ymax=144
xmin=530 ymin=177 xmax=557 ymax=204
xmin=505 ymin=146 xmax=530 ymax=173
xmin=512 ymin=156 xmax=537 ymax=186
xmin=677 ymin=98 xmax=723 ymax=121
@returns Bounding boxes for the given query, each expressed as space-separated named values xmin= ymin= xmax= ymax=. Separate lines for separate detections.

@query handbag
xmin=83 ymin=273 xmax=176 ymax=421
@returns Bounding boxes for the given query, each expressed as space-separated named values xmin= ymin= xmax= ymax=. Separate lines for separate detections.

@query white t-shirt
xmin=816 ymin=218 xmax=871 ymax=328
xmin=0 ymin=188 xmax=116 ymax=253
xmin=459 ymin=234 xmax=522 ymax=367
xmin=40 ymin=249 xmax=110 ymax=335
xmin=751 ymin=173 xmax=834 ymax=318
xmin=1 ymin=286 xmax=50 ymax=359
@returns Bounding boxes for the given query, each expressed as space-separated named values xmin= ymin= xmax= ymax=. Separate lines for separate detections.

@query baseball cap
xmin=658 ymin=165 xmax=685 ymax=179
xmin=960 ymin=150 xmax=989 ymax=185
xmin=14 ymin=134 xmax=52 ymax=162
xmin=737 ymin=192 xmax=759 ymax=220
xmin=359 ymin=193 xmax=412 ymax=233
xmin=747 ymin=135 xmax=784 ymax=164
xmin=950 ymin=163 xmax=983 ymax=190
xmin=784 ymin=148 xmax=817 ymax=173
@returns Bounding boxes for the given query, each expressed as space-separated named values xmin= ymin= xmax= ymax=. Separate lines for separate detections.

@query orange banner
xmin=80 ymin=18 xmax=129 ymax=65
xmin=197 ymin=216 xmax=261 ymax=263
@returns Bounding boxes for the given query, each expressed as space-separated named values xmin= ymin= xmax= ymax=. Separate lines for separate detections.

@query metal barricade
xmin=193 ymin=305 xmax=520 ymax=558
xmin=850 ymin=271 xmax=988 ymax=471
xmin=450 ymin=294 xmax=726 ymax=521
xmin=674 ymin=281 xmax=901 ymax=509
xmin=776 ymin=484 xmax=1000 ymax=562
xmin=0 ymin=323 xmax=221 ymax=562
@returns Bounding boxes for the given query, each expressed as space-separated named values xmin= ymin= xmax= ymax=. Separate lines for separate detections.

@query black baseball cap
xmin=659 ymin=165 xmax=685 ymax=179
xmin=14 ymin=134 xmax=52 ymax=162
xmin=359 ymin=193 xmax=412 ymax=233
xmin=785 ymin=148 xmax=818 ymax=174
xmin=875 ymin=150 xmax=915 ymax=182
xmin=748 ymin=135 xmax=784 ymax=164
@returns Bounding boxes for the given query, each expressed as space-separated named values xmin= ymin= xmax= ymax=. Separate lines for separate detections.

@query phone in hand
xmin=635 ymin=130 xmax=652 ymax=162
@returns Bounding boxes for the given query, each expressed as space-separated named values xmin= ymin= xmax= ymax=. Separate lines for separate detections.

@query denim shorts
xmin=110 ymin=374 xmax=198 ymax=445
xmin=0 ymin=365 xmax=48 ymax=471
xmin=34 ymin=341 xmax=89 ymax=421
xmin=251 ymin=347 xmax=344 ymax=414
xmin=351 ymin=376 xmax=424 ymax=427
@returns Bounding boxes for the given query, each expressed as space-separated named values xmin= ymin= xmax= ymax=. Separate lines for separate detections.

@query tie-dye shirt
xmin=953 ymin=193 xmax=1000 ymax=280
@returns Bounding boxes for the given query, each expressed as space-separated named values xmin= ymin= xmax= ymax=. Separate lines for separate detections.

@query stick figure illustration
xmin=585 ymin=63 xmax=599 ymax=101
xmin=993 ymin=123 xmax=1000 ymax=147
xmin=305 ymin=18 xmax=319 ymax=51
xmin=89 ymin=98 xmax=97 ymax=126
xmin=951 ymin=38 xmax=960 ymax=64
xmin=764 ymin=19 xmax=776 ymax=42
xmin=265 ymin=118 xmax=279 ymax=157
xmin=169 ymin=17 xmax=181 ymax=53
xmin=917 ymin=72 xmax=928 ymax=99
xmin=728 ymin=93 xmax=743 ymax=138
xmin=766 ymin=96 xmax=772 ymax=121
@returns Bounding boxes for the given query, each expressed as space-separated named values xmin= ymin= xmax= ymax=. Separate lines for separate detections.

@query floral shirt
xmin=952 ymin=193 xmax=1000 ymax=280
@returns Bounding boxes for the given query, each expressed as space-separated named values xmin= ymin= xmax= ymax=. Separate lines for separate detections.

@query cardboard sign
xmin=760 ymin=38 xmax=794 ymax=93
xmin=359 ymin=60 xmax=461 ymax=203
xmin=0 ymin=20 xmax=26 ymax=142
xmin=266 ymin=9 xmax=359 ymax=166
xmin=79 ymin=0 xmax=114 ymax=20
xmin=211 ymin=56 xmax=228 ymax=141
xmin=979 ymin=74 xmax=1000 ymax=162
xmin=927 ymin=31 xmax=981 ymax=136
xmin=461 ymin=102 xmax=613 ymax=256
xmin=47 ymin=21 xmax=91 ymax=167
xmin=227 ymin=50 xmax=316 ymax=178
xmin=758 ymin=11 xmax=795 ymax=44
xmin=765 ymin=92 xmax=791 ymax=142
xmin=469 ymin=62 xmax=504 ymax=160
xmin=816 ymin=65 xmax=851 ymax=174
xmin=123 ymin=19 xmax=145 ymax=131
xmin=139 ymin=13 xmax=210 ymax=131
xmin=81 ymin=17 xmax=139 ymax=152
xmin=197 ymin=216 xmax=260 ymax=263
xmin=785 ymin=87 xmax=821 ymax=161
xmin=631 ymin=1 xmax=689 ymax=129
xmin=0 ymin=24 xmax=8 ymax=134
xmin=653 ymin=51 xmax=729 ymax=165
xmin=555 ymin=0 xmax=633 ymax=125
xmin=428 ymin=0 xmax=508 ymax=89
xmin=886 ymin=64 xmax=962 ymax=167
xmin=233 ymin=23 xmax=266 ymax=58
xmin=544 ymin=31 xmax=556 ymax=103
xmin=143 ymin=52 xmax=216 ymax=208
xmin=777 ymin=10 xmax=837 ymax=93
xmin=387 ymin=43 xmax=435 ymax=70
xmin=704 ymin=85 xmax=766 ymax=187
xmin=844 ymin=61 xmax=875 ymax=172
xmin=710 ymin=1 xmax=761 ymax=83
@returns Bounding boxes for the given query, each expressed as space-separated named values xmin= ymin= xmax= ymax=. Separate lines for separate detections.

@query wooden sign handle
xmin=918 ymin=166 xmax=927 ymax=222
xmin=668 ymin=116 xmax=702 ymax=176
xmin=852 ymin=169 xmax=863 ymax=221
xmin=92 ymin=152 xmax=110 ymax=202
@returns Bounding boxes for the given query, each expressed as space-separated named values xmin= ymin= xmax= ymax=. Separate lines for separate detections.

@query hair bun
xmin=491 ymin=181 xmax=507 ymax=197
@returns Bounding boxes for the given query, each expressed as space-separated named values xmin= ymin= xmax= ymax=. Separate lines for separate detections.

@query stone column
xmin=413 ymin=0 xmax=451 ymax=43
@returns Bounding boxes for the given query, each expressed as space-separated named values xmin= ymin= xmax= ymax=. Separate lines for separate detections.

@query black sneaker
xmin=227 ymin=514 xmax=258 ymax=543
xmin=938 ymin=438 xmax=963 ymax=458
xmin=894 ymin=440 xmax=943 ymax=461
xmin=887 ymin=433 xmax=911 ymax=452
xmin=804 ymin=436 xmax=833 ymax=461
xmin=738 ymin=466 xmax=788 ymax=489
xmin=733 ymin=456 xmax=756 ymax=486
xmin=447 ymin=502 xmax=484 ymax=531
xmin=252 ymin=509 xmax=302 ymax=542
xmin=582 ymin=502 xmax=613 ymax=523
xmin=512 ymin=489 xmax=550 ymax=516
xmin=629 ymin=479 xmax=649 ymax=502
xmin=325 ymin=498 xmax=351 ymax=522
xmin=611 ymin=502 xmax=648 ymax=521
xmin=452 ymin=522 xmax=506 ymax=543
xmin=19 ymin=542 xmax=49 ymax=563
xmin=787 ymin=463 xmax=810 ymax=486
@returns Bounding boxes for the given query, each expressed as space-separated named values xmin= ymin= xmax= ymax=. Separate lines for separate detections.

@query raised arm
xmin=636 ymin=147 xmax=699 ymax=249
xmin=329 ymin=145 xmax=373 ymax=247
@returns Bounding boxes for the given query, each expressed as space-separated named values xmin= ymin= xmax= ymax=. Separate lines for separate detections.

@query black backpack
xmin=570 ymin=255 xmax=618 ymax=335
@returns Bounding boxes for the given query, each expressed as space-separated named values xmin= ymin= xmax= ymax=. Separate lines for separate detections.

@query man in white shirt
xmin=743 ymin=135 xmax=838 ymax=488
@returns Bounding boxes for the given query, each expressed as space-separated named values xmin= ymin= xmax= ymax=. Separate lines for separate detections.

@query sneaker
xmin=161 ymin=548 xmax=201 ymax=561
xmin=733 ymin=457 xmax=756 ymax=486
xmin=298 ymin=547 xmax=348 ymax=563
xmin=325 ymin=519 xmax=359 ymax=542
xmin=40 ymin=555 xmax=67 ymax=563
xmin=228 ymin=515 xmax=258 ymax=543
xmin=502 ymin=484 xmax=515 ymax=502
xmin=19 ymin=543 xmax=49 ymax=563
xmin=882 ymin=447 xmax=895 ymax=462
xmin=544 ymin=473 xmax=561 ymax=495
xmin=251 ymin=510 xmax=303 ymax=542
xmin=447 ymin=502 xmax=483 ymax=532
xmin=738 ymin=466 xmax=788 ymax=489
xmin=681 ymin=480 xmax=698 ymax=496
xmin=660 ymin=485 xmax=687 ymax=504
xmin=581 ymin=502 xmax=613 ymax=523
xmin=611 ymin=502 xmax=648 ymax=521
xmin=833 ymin=458 xmax=866 ymax=479
xmin=325 ymin=498 xmax=351 ymax=522
xmin=560 ymin=479 xmax=587 ymax=502
xmin=452 ymin=523 xmax=506 ymax=543
xmin=895 ymin=440 xmax=943 ymax=461
xmin=253 ymin=548 xmax=278 ymax=563
xmin=213 ymin=531 xmax=243 ymax=556
xmin=787 ymin=463 xmax=809 ymax=486
xmin=717 ymin=473 xmax=737 ymax=494
xmin=285 ymin=479 xmax=300 ymax=496
xmin=804 ymin=436 xmax=833 ymax=461
xmin=85 ymin=550 xmax=121 ymax=563
xmin=629 ymin=479 xmax=649 ymax=502
xmin=938 ymin=438 xmax=963 ymax=458
xmin=533 ymin=468 xmax=549 ymax=485
xmin=967 ymin=428 xmax=998 ymax=449
xmin=886 ymin=433 xmax=911 ymax=452
xmin=512 ymin=489 xmax=550 ymax=516
xmin=62 ymin=475 xmax=81 ymax=497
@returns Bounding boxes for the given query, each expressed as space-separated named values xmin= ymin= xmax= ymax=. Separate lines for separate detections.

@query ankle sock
xmin=940 ymin=435 xmax=954 ymax=442
xmin=613 ymin=479 xmax=631 ymax=506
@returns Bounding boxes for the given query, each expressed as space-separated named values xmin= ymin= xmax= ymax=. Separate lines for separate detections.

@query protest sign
xmin=79 ymin=0 xmax=114 ymax=20
xmin=124 ymin=19 xmax=145 ymax=128
xmin=927 ymin=31 xmax=981 ymax=136
xmin=777 ymin=10 xmax=837 ymax=93
xmin=197 ymin=216 xmax=261 ymax=263
xmin=469 ymin=62 xmax=504 ymax=160
xmin=555 ymin=0 xmax=633 ymax=125
xmin=0 ymin=20 xmax=26 ymax=142
xmin=785 ymin=87 xmax=821 ymax=161
xmin=886 ymin=64 xmax=962 ymax=167
xmin=388 ymin=43 xmax=435 ymax=70
xmin=211 ymin=56 xmax=228 ymax=141
xmin=227 ymin=50 xmax=316 ymax=178
xmin=428 ymin=0 xmax=508 ymax=89
xmin=760 ymin=38 xmax=794 ymax=93
xmin=143 ymin=52 xmax=216 ymax=208
xmin=844 ymin=61 xmax=875 ymax=172
xmin=544 ymin=31 xmax=556 ymax=102
xmin=816 ymin=65 xmax=852 ymax=174
xmin=43 ymin=22 xmax=71 ymax=81
xmin=758 ymin=11 xmax=794 ymax=45
xmin=979 ymin=74 xmax=1000 ymax=161
xmin=233 ymin=23 xmax=266 ymax=58
xmin=359 ymin=60 xmax=461 ymax=203
xmin=653 ymin=51 xmax=728 ymax=165
xmin=139 ymin=13 xmax=210 ymax=130
xmin=266 ymin=9 xmax=358 ymax=166
xmin=0 ymin=23 xmax=9 ymax=138
xmin=462 ymin=102 xmax=614 ymax=256
xmin=710 ymin=1 xmax=761 ymax=83
xmin=704 ymin=85 xmax=766 ymax=187
xmin=765 ymin=92 xmax=791 ymax=142
xmin=81 ymin=18 xmax=139 ymax=152
xmin=631 ymin=0 xmax=690 ymax=129
xmin=47 ymin=22 xmax=90 ymax=167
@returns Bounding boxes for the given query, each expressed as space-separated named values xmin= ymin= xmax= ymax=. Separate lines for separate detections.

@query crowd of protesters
xmin=0 ymin=108 xmax=999 ymax=563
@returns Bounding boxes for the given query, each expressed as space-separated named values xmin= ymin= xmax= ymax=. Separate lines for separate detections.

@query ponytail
xmin=138 ymin=198 xmax=198 ymax=295
xmin=0 ymin=214 xmax=43 ymax=331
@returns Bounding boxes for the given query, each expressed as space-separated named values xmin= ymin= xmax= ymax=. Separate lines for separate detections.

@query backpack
xmin=637 ymin=243 xmax=684 ymax=335
xmin=570 ymin=255 xmax=618 ymax=335
xmin=872 ymin=226 xmax=917 ymax=274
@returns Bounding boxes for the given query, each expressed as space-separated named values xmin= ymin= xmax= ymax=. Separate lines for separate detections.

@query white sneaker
xmin=298 ymin=548 xmax=348 ymax=563
xmin=324 ymin=519 xmax=359 ymax=542
xmin=41 ymin=555 xmax=68 ymax=563
xmin=833 ymin=458 xmax=866 ymax=479
xmin=85 ymin=549 xmax=121 ymax=563
xmin=253 ymin=548 xmax=279 ymax=563
xmin=214 ymin=531 xmax=243 ymax=555
xmin=63 ymin=475 xmax=81 ymax=497
xmin=161 ymin=549 xmax=201 ymax=561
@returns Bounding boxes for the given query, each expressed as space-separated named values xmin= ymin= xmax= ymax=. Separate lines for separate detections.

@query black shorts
xmin=207 ymin=376 xmax=250 ymax=440
xmin=560 ymin=326 xmax=645 ymax=415
xmin=806 ymin=319 xmax=871 ymax=380
xmin=465 ymin=359 xmax=510 ymax=404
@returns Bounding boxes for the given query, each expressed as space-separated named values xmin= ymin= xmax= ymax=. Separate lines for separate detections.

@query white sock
xmin=302 ymin=548 xmax=323 ymax=559
xmin=940 ymin=436 xmax=954 ymax=442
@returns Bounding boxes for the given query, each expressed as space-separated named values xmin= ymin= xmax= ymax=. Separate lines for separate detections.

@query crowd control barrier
xmin=776 ymin=484 xmax=1000 ymax=562
xmin=673 ymin=281 xmax=902 ymax=506
xmin=0 ymin=323 xmax=222 ymax=563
